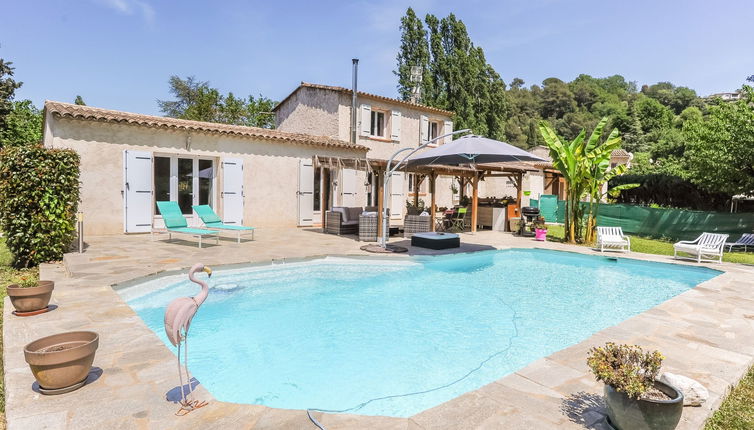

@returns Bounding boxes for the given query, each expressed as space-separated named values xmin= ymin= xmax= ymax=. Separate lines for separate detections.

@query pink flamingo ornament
xmin=164 ymin=263 xmax=212 ymax=415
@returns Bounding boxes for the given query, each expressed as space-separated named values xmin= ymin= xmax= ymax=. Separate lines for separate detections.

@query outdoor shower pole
xmin=379 ymin=129 xmax=471 ymax=248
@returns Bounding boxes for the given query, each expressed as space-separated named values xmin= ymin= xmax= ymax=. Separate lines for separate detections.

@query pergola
xmin=328 ymin=158 xmax=539 ymax=235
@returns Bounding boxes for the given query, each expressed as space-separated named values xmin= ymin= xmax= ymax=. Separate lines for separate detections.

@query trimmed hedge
xmin=0 ymin=145 xmax=80 ymax=268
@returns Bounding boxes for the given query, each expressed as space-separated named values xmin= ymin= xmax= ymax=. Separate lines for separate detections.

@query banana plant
xmin=539 ymin=117 xmax=633 ymax=244
xmin=538 ymin=122 xmax=589 ymax=243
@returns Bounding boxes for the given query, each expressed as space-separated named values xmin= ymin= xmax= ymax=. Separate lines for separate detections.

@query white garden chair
xmin=673 ymin=232 xmax=729 ymax=263
xmin=596 ymin=226 xmax=630 ymax=252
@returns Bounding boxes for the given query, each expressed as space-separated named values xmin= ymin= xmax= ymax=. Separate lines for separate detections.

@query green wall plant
xmin=0 ymin=145 xmax=80 ymax=268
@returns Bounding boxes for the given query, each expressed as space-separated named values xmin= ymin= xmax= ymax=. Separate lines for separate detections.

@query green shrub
xmin=586 ymin=342 xmax=664 ymax=399
xmin=0 ymin=145 xmax=80 ymax=268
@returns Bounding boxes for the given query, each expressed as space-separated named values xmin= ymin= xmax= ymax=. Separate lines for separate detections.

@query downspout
xmin=351 ymin=59 xmax=359 ymax=144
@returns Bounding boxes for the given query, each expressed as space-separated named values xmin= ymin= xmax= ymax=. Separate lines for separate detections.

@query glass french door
xmin=154 ymin=156 xmax=215 ymax=215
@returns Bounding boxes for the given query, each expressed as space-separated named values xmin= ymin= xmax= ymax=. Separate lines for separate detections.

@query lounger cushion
xmin=193 ymin=205 xmax=223 ymax=223
xmin=204 ymin=222 xmax=254 ymax=231
xmin=157 ymin=201 xmax=189 ymax=228
xmin=169 ymin=227 xmax=218 ymax=235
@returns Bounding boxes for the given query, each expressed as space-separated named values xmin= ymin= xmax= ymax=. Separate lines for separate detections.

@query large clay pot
xmin=24 ymin=331 xmax=99 ymax=394
xmin=604 ymin=380 xmax=683 ymax=430
xmin=8 ymin=281 xmax=54 ymax=313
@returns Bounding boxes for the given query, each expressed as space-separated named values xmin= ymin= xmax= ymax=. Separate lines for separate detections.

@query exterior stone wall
xmin=45 ymin=115 xmax=362 ymax=235
xmin=277 ymin=88 xmax=464 ymax=214
xmin=274 ymin=86 xmax=340 ymax=138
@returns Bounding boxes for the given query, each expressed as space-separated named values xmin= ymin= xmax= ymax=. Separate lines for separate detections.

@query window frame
xmin=153 ymin=154 xmax=217 ymax=216
xmin=369 ymin=108 xmax=390 ymax=140
xmin=427 ymin=119 xmax=442 ymax=147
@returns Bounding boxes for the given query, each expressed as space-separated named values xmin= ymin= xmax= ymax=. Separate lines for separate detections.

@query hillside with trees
xmin=394 ymin=8 xmax=753 ymax=209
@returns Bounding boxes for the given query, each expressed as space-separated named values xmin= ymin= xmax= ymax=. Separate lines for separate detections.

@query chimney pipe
xmin=351 ymin=59 xmax=359 ymax=144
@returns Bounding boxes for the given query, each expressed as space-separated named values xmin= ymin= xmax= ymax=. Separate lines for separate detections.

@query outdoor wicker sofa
xmin=326 ymin=206 xmax=379 ymax=236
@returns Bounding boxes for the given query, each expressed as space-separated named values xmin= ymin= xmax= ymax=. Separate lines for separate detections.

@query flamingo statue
xmin=164 ymin=263 xmax=212 ymax=416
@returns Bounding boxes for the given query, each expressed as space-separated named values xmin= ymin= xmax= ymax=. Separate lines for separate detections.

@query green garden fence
xmin=530 ymin=199 xmax=754 ymax=241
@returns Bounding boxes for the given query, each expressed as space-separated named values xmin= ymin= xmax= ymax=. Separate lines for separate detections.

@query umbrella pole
xmin=471 ymin=173 xmax=479 ymax=233
xmin=379 ymin=129 xmax=471 ymax=249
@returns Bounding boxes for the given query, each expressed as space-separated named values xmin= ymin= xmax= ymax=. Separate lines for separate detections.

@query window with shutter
xmin=420 ymin=115 xmax=429 ymax=143
xmin=360 ymin=104 xmax=371 ymax=136
xmin=370 ymin=111 xmax=386 ymax=137
xmin=443 ymin=120 xmax=453 ymax=144
xmin=390 ymin=110 xmax=401 ymax=142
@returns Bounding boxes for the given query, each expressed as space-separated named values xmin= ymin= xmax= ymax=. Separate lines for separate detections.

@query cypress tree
xmin=395 ymin=7 xmax=430 ymax=103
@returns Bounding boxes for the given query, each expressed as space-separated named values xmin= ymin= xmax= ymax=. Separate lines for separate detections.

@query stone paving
xmin=4 ymin=228 xmax=754 ymax=429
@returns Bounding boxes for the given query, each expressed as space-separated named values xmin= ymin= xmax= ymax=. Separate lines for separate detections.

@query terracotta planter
xmin=24 ymin=331 xmax=99 ymax=394
xmin=8 ymin=281 xmax=54 ymax=313
xmin=604 ymin=381 xmax=683 ymax=430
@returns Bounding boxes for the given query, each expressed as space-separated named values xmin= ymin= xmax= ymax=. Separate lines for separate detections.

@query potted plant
xmin=8 ymin=276 xmax=55 ymax=315
xmin=532 ymin=216 xmax=548 ymax=241
xmin=587 ymin=343 xmax=683 ymax=430
xmin=24 ymin=331 xmax=99 ymax=394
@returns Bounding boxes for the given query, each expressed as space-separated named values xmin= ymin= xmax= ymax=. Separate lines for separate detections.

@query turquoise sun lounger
xmin=155 ymin=201 xmax=219 ymax=248
xmin=192 ymin=205 xmax=255 ymax=243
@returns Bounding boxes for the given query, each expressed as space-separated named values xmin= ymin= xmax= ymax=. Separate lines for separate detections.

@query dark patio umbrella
xmin=406 ymin=135 xmax=546 ymax=166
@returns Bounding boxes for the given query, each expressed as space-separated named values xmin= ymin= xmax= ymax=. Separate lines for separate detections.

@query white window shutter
xmin=420 ymin=115 xmax=429 ymax=143
xmin=360 ymin=104 xmax=371 ymax=136
xmin=390 ymin=110 xmax=401 ymax=142
xmin=444 ymin=120 xmax=453 ymax=144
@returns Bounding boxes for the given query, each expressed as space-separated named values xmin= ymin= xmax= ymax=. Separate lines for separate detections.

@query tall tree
xmin=0 ymin=58 xmax=22 ymax=130
xmin=395 ymin=7 xmax=430 ymax=103
xmin=396 ymin=10 xmax=508 ymax=140
xmin=684 ymin=86 xmax=754 ymax=197
xmin=0 ymin=100 xmax=43 ymax=147
xmin=157 ymin=76 xmax=276 ymax=128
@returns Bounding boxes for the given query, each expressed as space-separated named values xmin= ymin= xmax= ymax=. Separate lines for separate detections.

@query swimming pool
xmin=120 ymin=249 xmax=719 ymax=417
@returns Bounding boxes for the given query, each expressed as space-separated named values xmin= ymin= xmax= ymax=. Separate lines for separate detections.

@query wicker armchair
xmin=403 ymin=214 xmax=432 ymax=237
xmin=325 ymin=207 xmax=362 ymax=235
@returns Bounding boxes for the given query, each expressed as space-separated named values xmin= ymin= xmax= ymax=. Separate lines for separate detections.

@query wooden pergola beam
xmin=429 ymin=171 xmax=437 ymax=232
xmin=471 ymin=172 xmax=480 ymax=233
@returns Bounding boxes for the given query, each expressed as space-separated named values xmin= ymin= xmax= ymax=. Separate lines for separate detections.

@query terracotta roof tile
xmin=273 ymin=82 xmax=455 ymax=117
xmin=44 ymin=101 xmax=367 ymax=152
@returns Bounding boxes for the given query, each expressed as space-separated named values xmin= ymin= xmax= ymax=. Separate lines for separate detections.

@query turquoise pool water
xmin=121 ymin=249 xmax=719 ymax=417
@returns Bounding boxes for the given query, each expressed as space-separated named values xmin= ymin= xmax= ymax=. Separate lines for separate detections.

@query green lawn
xmin=544 ymin=224 xmax=754 ymax=265
xmin=543 ymin=224 xmax=754 ymax=428
xmin=0 ymin=237 xmax=39 ymax=423
xmin=705 ymin=364 xmax=754 ymax=429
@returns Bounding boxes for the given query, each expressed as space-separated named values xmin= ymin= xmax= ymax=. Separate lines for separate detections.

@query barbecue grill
xmin=518 ymin=206 xmax=541 ymax=236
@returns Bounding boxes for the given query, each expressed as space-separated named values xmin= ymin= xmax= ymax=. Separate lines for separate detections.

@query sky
xmin=3 ymin=0 xmax=754 ymax=116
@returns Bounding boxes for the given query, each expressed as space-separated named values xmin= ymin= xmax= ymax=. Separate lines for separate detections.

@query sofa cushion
xmin=342 ymin=221 xmax=359 ymax=226
xmin=347 ymin=207 xmax=363 ymax=222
